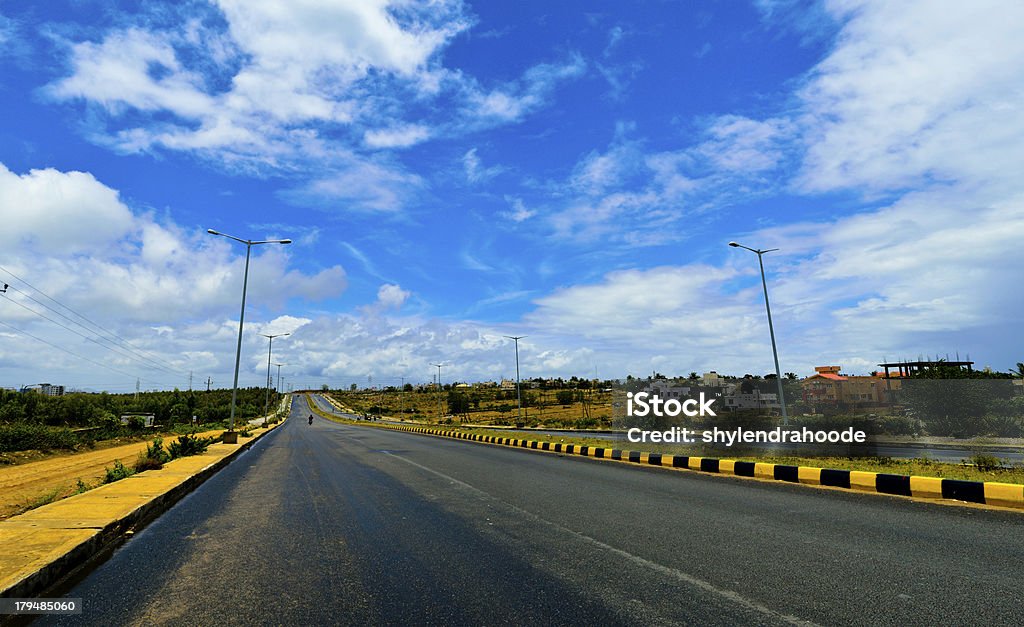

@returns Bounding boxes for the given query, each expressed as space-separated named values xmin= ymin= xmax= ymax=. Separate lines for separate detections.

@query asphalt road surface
xmin=42 ymin=398 xmax=1024 ymax=625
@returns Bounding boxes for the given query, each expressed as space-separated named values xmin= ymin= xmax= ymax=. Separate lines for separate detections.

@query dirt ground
xmin=0 ymin=430 xmax=222 ymax=520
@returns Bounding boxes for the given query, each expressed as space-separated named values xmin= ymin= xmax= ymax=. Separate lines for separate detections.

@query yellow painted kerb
xmin=984 ymin=482 xmax=1024 ymax=508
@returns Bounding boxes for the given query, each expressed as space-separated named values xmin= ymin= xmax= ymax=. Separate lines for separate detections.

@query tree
xmin=447 ymin=391 xmax=470 ymax=417
xmin=556 ymin=390 xmax=575 ymax=405
xmin=321 ymin=384 xmax=330 ymax=391
xmin=898 ymin=363 xmax=1015 ymax=437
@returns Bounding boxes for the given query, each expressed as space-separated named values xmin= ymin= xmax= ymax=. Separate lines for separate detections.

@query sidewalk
xmin=0 ymin=430 xmax=221 ymax=520
xmin=0 ymin=419 xmax=284 ymax=599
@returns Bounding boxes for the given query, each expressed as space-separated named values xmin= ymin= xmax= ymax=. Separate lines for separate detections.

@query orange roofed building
xmin=801 ymin=366 xmax=898 ymax=408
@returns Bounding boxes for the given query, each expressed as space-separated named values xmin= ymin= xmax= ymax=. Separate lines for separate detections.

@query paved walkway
xmin=0 ymin=431 xmax=221 ymax=520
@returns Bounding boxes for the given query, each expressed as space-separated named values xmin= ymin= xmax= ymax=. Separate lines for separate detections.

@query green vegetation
xmin=899 ymin=363 xmax=1022 ymax=437
xmin=0 ymin=386 xmax=280 ymax=453
xmin=168 ymin=432 xmax=216 ymax=458
xmin=135 ymin=437 xmax=171 ymax=472
xmin=325 ymin=380 xmax=614 ymax=428
xmin=104 ymin=460 xmax=135 ymax=483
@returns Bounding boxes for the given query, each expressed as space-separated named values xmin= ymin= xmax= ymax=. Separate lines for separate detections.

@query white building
xmin=21 ymin=383 xmax=65 ymax=397
xmin=721 ymin=387 xmax=780 ymax=411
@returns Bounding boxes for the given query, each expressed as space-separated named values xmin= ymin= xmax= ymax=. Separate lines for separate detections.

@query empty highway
xmin=43 ymin=397 xmax=1024 ymax=625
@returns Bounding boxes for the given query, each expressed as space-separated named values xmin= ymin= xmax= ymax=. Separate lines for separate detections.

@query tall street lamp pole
xmin=729 ymin=241 xmax=789 ymax=425
xmin=207 ymin=229 xmax=291 ymax=441
xmin=504 ymin=335 xmax=525 ymax=425
xmin=432 ymin=363 xmax=444 ymax=422
xmin=261 ymin=332 xmax=290 ymax=426
xmin=275 ymin=363 xmax=285 ymax=393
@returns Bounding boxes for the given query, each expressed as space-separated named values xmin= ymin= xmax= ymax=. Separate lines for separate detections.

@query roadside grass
xmin=305 ymin=398 xmax=1024 ymax=486
xmin=9 ymin=484 xmax=78 ymax=517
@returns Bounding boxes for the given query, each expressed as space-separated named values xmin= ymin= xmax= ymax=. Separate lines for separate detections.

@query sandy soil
xmin=0 ymin=431 xmax=222 ymax=520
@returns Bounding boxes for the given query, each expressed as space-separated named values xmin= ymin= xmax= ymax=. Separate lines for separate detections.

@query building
xmin=20 ymin=383 xmax=65 ymax=396
xmin=877 ymin=360 xmax=974 ymax=378
xmin=701 ymin=371 xmax=723 ymax=387
xmin=499 ymin=379 xmax=516 ymax=391
xmin=721 ymin=389 xmax=780 ymax=411
xmin=643 ymin=380 xmax=692 ymax=400
xmin=801 ymin=366 xmax=894 ymax=408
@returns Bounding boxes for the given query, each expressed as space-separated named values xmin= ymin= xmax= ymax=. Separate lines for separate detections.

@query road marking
xmin=383 ymin=451 xmax=816 ymax=626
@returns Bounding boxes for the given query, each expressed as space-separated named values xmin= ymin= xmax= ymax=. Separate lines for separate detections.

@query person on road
xmin=308 ymin=414 xmax=313 ymax=425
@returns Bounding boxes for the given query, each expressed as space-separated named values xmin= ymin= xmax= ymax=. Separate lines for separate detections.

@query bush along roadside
xmin=133 ymin=432 xmax=220 ymax=473
xmin=104 ymin=460 xmax=135 ymax=484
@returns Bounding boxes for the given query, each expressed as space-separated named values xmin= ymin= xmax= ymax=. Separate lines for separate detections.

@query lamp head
xmin=279 ymin=239 xmax=292 ymax=244
xmin=208 ymin=229 xmax=220 ymax=235
xmin=728 ymin=241 xmax=739 ymax=247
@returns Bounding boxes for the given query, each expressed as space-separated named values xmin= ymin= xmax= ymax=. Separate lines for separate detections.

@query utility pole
xmin=188 ymin=370 xmax=193 ymax=392
xmin=206 ymin=376 xmax=211 ymax=392
xmin=135 ymin=378 xmax=140 ymax=402
xmin=400 ymin=376 xmax=405 ymax=417
xmin=432 ymin=363 xmax=444 ymax=422
xmin=260 ymin=332 xmax=290 ymax=427
xmin=728 ymin=241 xmax=789 ymax=425
xmin=504 ymin=336 xmax=525 ymax=425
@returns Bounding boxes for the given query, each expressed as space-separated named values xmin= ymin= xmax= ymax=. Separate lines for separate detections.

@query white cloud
xmin=795 ymin=0 xmax=1024 ymax=195
xmin=364 ymin=125 xmax=431 ymax=149
xmin=695 ymin=116 xmax=792 ymax=173
xmin=375 ymin=283 xmax=411 ymax=309
xmin=43 ymin=1 xmax=582 ymax=208
xmin=501 ymin=197 xmax=536 ymax=222
xmin=0 ymin=162 xmax=348 ymax=388
xmin=0 ymin=163 xmax=133 ymax=253
xmin=283 ymin=160 xmax=423 ymax=212
xmin=463 ymin=54 xmax=587 ymax=123
xmin=462 ymin=148 xmax=503 ymax=183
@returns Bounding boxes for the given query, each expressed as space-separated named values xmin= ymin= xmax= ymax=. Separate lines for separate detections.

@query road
xmin=42 ymin=397 xmax=1024 ymax=625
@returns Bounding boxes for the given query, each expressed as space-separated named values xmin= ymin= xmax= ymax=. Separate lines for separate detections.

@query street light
xmin=261 ymin=332 xmax=290 ymax=426
xmin=431 ymin=363 xmax=445 ymax=422
xmin=275 ymin=363 xmax=286 ymax=393
xmin=504 ymin=336 xmax=525 ymax=425
xmin=208 ymin=229 xmax=291 ymax=441
xmin=728 ymin=241 xmax=789 ymax=425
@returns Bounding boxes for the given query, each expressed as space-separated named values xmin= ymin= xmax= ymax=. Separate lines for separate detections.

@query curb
xmin=0 ymin=420 xmax=284 ymax=600
xmin=369 ymin=423 xmax=1024 ymax=511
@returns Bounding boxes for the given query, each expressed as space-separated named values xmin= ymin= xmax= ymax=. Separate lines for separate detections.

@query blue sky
xmin=1 ymin=0 xmax=1022 ymax=392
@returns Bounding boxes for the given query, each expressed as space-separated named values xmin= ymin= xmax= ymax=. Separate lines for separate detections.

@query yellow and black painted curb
xmin=370 ymin=423 xmax=1024 ymax=511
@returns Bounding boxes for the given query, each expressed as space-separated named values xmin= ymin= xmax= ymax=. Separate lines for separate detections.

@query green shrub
xmin=104 ymin=460 xmax=135 ymax=483
xmin=0 ymin=423 xmax=78 ymax=452
xmin=876 ymin=414 xmax=924 ymax=436
xmin=981 ymin=414 xmax=1024 ymax=438
xmin=168 ymin=433 xmax=216 ymax=459
xmin=967 ymin=453 xmax=1006 ymax=471
xmin=134 ymin=437 xmax=171 ymax=472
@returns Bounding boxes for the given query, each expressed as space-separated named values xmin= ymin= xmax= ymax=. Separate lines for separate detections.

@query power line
xmin=0 ymin=319 xmax=153 ymax=383
xmin=0 ymin=265 xmax=187 ymax=376
xmin=0 ymin=293 xmax=182 ymax=377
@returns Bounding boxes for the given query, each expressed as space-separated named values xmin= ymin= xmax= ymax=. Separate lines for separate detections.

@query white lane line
xmin=383 ymin=451 xmax=816 ymax=627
